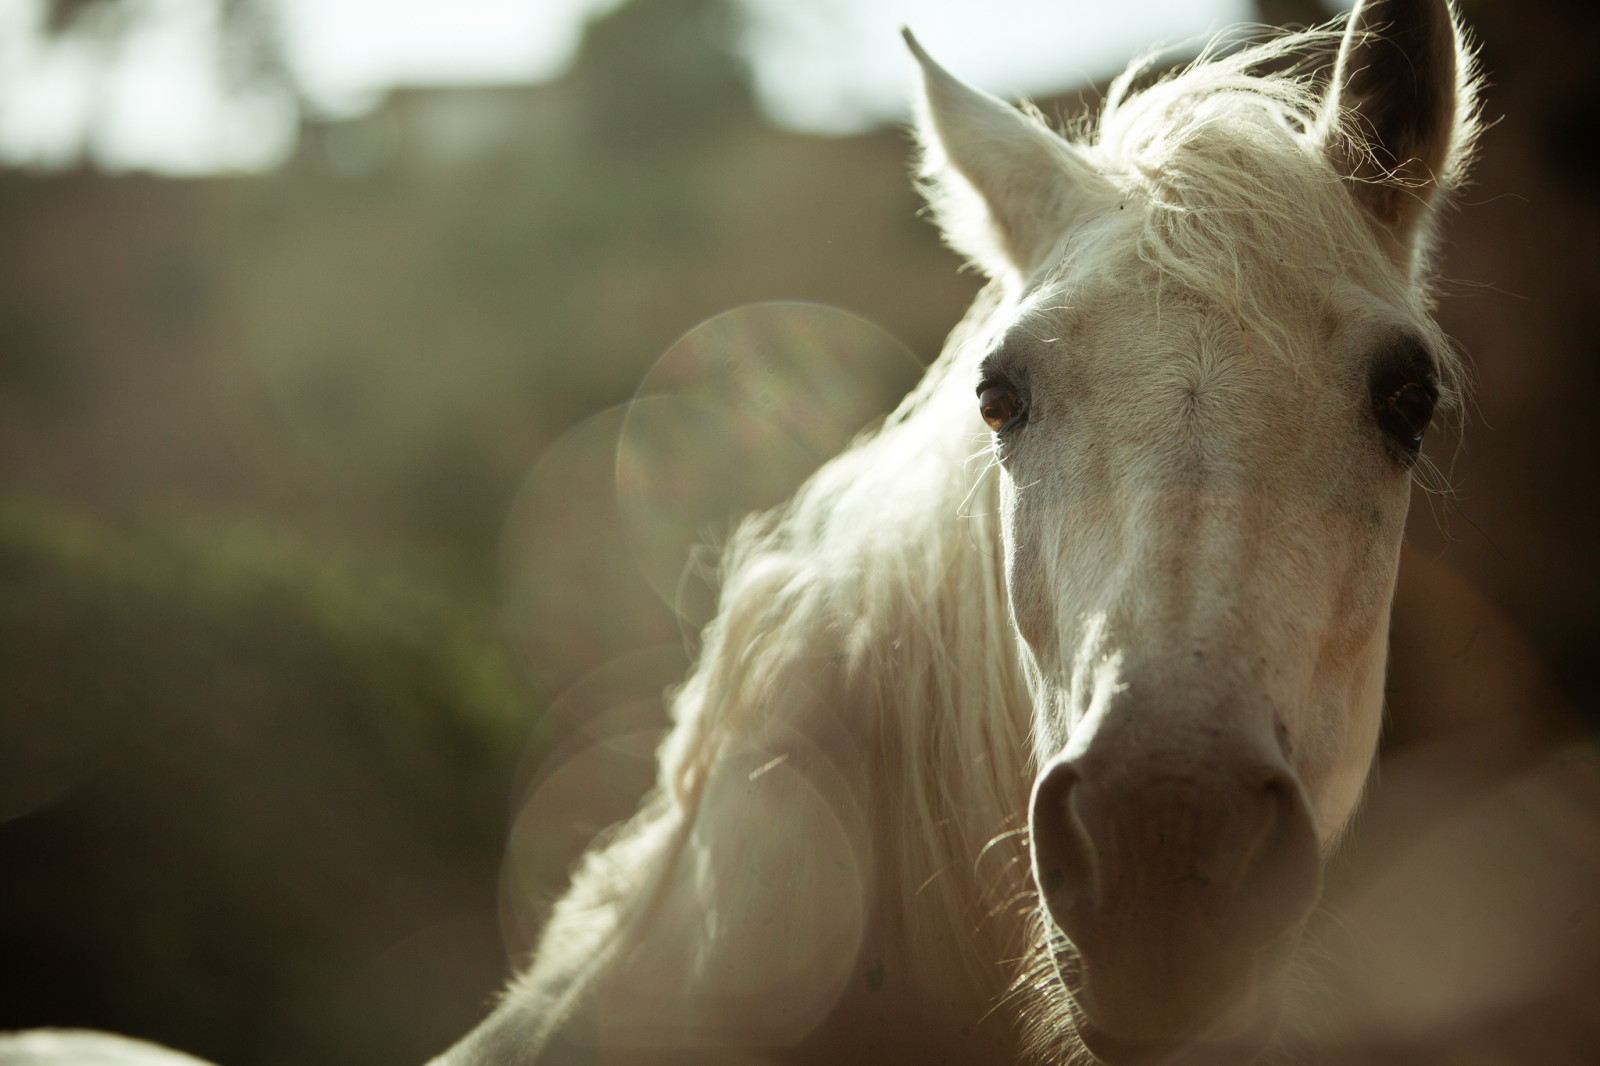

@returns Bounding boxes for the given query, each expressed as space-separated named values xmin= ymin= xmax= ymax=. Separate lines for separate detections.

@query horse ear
xmin=904 ymin=29 xmax=1107 ymax=283
xmin=1321 ymin=0 xmax=1477 ymax=266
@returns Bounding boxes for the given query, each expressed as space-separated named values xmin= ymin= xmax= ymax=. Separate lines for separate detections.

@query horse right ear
xmin=905 ymin=30 xmax=1108 ymax=284
xmin=1320 ymin=0 xmax=1479 ymax=273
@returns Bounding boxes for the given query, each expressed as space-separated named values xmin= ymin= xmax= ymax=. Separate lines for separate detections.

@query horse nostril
xmin=1235 ymin=769 xmax=1321 ymax=938
xmin=1029 ymin=754 xmax=1321 ymax=945
xmin=1028 ymin=758 xmax=1097 ymax=925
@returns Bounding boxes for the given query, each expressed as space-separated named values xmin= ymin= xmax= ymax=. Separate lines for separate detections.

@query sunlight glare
xmin=616 ymin=303 xmax=924 ymax=624
xmin=741 ymin=0 xmax=1257 ymax=133
xmin=277 ymin=0 xmax=626 ymax=117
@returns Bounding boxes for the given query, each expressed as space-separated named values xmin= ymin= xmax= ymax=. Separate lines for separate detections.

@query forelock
xmin=1051 ymin=28 xmax=1439 ymax=372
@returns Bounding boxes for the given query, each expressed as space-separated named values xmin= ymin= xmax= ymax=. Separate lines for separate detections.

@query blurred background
xmin=0 ymin=0 xmax=1595 ymax=1063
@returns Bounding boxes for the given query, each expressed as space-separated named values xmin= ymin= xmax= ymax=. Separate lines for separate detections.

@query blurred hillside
xmin=1 ymin=0 xmax=1597 ymax=1063
xmin=0 ymin=0 xmax=974 ymax=591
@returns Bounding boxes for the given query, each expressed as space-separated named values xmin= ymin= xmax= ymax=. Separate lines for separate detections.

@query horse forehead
xmin=1003 ymin=288 xmax=1378 ymax=508
xmin=1019 ymin=287 xmax=1341 ymax=404
xmin=1029 ymin=246 xmax=1332 ymax=331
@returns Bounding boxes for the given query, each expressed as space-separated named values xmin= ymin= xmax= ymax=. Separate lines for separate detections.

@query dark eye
xmin=978 ymin=379 xmax=1028 ymax=433
xmin=1372 ymin=376 xmax=1437 ymax=458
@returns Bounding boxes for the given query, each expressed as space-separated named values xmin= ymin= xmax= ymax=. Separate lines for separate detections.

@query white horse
xmin=1 ymin=0 xmax=1485 ymax=1064
xmin=434 ymin=2 xmax=1480 ymax=1063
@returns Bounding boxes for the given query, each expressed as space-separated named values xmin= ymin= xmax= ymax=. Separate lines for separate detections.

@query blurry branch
xmin=37 ymin=0 xmax=305 ymax=121
xmin=43 ymin=0 xmax=286 ymax=80
xmin=214 ymin=0 xmax=297 ymax=102
xmin=1252 ymin=0 xmax=1343 ymax=30
xmin=43 ymin=0 xmax=116 ymax=34
xmin=25 ymin=0 xmax=753 ymax=171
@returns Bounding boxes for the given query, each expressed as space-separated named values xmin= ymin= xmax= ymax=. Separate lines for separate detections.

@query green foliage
xmin=578 ymin=0 xmax=753 ymax=149
xmin=0 ymin=492 xmax=530 ymax=751
xmin=0 ymin=492 xmax=532 ymax=1062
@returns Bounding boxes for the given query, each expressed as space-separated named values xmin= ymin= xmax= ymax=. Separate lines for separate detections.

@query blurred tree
xmin=42 ymin=0 xmax=291 ymax=93
xmin=18 ymin=0 xmax=298 ymax=170
xmin=0 ymin=496 xmax=530 ymax=1064
xmin=20 ymin=0 xmax=752 ymax=171
xmin=43 ymin=0 xmax=106 ymax=32
xmin=1252 ymin=0 xmax=1339 ymax=29
xmin=577 ymin=0 xmax=752 ymax=149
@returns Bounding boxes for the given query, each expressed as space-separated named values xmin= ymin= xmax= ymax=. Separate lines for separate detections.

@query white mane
xmin=502 ymin=282 xmax=1031 ymax=1044
xmin=657 ymin=280 xmax=1036 ymax=988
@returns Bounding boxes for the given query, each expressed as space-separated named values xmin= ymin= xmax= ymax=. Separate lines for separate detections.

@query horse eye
xmin=1373 ymin=379 xmax=1436 ymax=456
xmin=978 ymin=380 xmax=1027 ymax=433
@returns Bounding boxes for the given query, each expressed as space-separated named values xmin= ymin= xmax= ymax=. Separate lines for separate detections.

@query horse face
xmin=991 ymin=261 xmax=1435 ymax=1058
xmin=989 ymin=274 xmax=1423 ymax=836
xmin=910 ymin=0 xmax=1472 ymax=1060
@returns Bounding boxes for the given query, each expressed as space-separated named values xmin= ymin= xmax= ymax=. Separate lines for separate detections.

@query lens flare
xmin=501 ymin=407 xmax=683 ymax=695
xmin=617 ymin=302 xmax=923 ymax=621
xmin=588 ymin=734 xmax=872 ymax=1052
xmin=499 ymin=645 xmax=689 ymax=958
xmin=499 ymin=729 xmax=666 ymax=962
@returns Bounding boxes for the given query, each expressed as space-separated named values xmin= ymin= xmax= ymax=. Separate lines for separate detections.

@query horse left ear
xmin=1321 ymin=0 xmax=1478 ymax=269
xmin=905 ymin=29 xmax=1110 ymax=284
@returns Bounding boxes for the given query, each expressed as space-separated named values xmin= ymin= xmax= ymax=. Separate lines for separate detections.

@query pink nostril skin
xmin=1029 ymin=743 xmax=1321 ymax=1060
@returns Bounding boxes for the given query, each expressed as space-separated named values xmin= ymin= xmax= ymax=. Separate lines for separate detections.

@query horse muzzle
xmin=1028 ymin=726 xmax=1322 ymax=1066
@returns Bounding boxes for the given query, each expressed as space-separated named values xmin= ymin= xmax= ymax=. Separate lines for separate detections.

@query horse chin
xmin=1059 ymin=946 xmax=1291 ymax=1066
xmin=1076 ymin=1013 xmax=1278 ymax=1066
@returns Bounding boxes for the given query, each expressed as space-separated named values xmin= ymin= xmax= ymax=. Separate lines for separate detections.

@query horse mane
xmin=505 ymin=282 xmax=1036 ymax=1040
xmin=918 ymin=20 xmax=1478 ymax=384
xmin=1105 ymin=24 xmax=1474 ymax=354
xmin=656 ymin=279 xmax=1037 ymax=988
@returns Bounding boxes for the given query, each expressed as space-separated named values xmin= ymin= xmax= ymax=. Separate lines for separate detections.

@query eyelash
xmin=1371 ymin=372 xmax=1438 ymax=462
xmin=976 ymin=375 xmax=1029 ymax=434
xmin=1368 ymin=340 xmax=1441 ymax=464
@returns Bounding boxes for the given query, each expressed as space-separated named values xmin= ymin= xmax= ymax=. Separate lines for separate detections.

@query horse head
xmin=908 ymin=0 xmax=1477 ymax=1061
